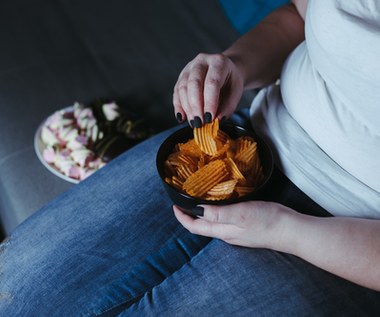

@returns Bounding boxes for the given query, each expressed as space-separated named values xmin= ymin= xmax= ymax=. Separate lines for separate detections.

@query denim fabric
xmin=1 ymin=121 xmax=380 ymax=316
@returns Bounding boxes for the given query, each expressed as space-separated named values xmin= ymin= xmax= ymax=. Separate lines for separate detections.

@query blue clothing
xmin=219 ymin=0 xmax=289 ymax=34
xmin=1 ymin=115 xmax=380 ymax=316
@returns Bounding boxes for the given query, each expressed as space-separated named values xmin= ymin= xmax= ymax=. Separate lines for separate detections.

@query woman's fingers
xmin=173 ymin=86 xmax=186 ymax=123
xmin=173 ymin=205 xmax=240 ymax=240
xmin=173 ymin=67 xmax=188 ymax=123
xmin=176 ymin=71 xmax=194 ymax=125
xmin=174 ymin=201 xmax=293 ymax=249
xmin=186 ymin=62 xmax=208 ymax=127
xmin=203 ymin=55 xmax=229 ymax=123
xmin=173 ymin=53 xmax=242 ymax=126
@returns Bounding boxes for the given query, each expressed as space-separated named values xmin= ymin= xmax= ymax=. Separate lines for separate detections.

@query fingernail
xmin=191 ymin=206 xmax=204 ymax=217
xmin=204 ymin=112 xmax=212 ymax=124
xmin=193 ymin=116 xmax=202 ymax=128
xmin=190 ymin=119 xmax=195 ymax=128
xmin=221 ymin=116 xmax=227 ymax=123
xmin=176 ymin=112 xmax=183 ymax=123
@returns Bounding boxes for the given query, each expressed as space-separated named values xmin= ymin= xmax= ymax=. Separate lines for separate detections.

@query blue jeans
xmin=1 ymin=116 xmax=380 ymax=316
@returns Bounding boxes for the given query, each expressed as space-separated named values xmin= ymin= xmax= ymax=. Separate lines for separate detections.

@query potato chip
xmin=171 ymin=176 xmax=184 ymax=191
xmin=177 ymin=164 xmax=196 ymax=181
xmin=207 ymin=179 xmax=238 ymax=196
xmin=164 ymin=119 xmax=264 ymax=201
xmin=235 ymin=138 xmax=257 ymax=163
xmin=178 ymin=139 xmax=203 ymax=158
xmin=194 ymin=119 xmax=219 ymax=156
xmin=164 ymin=160 xmax=177 ymax=178
xmin=168 ymin=152 xmax=197 ymax=168
xmin=235 ymin=186 xmax=255 ymax=197
xmin=216 ymin=129 xmax=229 ymax=144
xmin=205 ymin=193 xmax=233 ymax=201
xmin=183 ymin=159 xmax=228 ymax=198
xmin=224 ymin=157 xmax=245 ymax=181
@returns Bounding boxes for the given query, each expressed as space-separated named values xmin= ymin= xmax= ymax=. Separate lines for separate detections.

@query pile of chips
xmin=164 ymin=119 xmax=265 ymax=201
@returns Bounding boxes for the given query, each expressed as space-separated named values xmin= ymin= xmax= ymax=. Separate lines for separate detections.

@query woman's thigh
xmin=0 ymin=126 xmax=201 ymax=316
xmin=123 ymin=239 xmax=380 ymax=317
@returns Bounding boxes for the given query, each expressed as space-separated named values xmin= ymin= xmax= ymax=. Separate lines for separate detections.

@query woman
xmin=1 ymin=0 xmax=379 ymax=316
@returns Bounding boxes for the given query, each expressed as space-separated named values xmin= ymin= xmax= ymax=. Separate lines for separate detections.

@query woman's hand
xmin=175 ymin=200 xmax=380 ymax=291
xmin=173 ymin=201 xmax=297 ymax=251
xmin=173 ymin=53 xmax=244 ymax=128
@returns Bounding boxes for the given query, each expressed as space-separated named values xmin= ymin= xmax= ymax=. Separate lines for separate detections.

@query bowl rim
xmin=156 ymin=122 xmax=274 ymax=205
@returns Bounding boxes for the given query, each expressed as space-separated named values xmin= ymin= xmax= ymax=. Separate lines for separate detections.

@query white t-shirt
xmin=250 ymin=0 xmax=380 ymax=218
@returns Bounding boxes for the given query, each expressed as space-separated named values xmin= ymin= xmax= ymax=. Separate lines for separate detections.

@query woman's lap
xmin=1 ymin=121 xmax=380 ymax=316
xmin=123 ymin=240 xmax=380 ymax=317
xmin=0 ymin=126 xmax=190 ymax=315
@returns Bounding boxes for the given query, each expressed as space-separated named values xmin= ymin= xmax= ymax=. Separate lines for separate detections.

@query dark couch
xmin=0 ymin=0 xmax=265 ymax=238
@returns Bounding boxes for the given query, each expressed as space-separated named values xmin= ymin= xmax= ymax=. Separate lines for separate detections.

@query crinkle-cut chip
xmin=171 ymin=176 xmax=184 ymax=191
xmin=225 ymin=157 xmax=245 ymax=181
xmin=173 ymin=143 xmax=181 ymax=152
xmin=207 ymin=179 xmax=238 ymax=196
xmin=194 ymin=119 xmax=219 ymax=156
xmin=183 ymin=159 xmax=228 ymax=198
xmin=167 ymin=152 xmax=179 ymax=164
xmin=167 ymin=152 xmax=197 ymax=167
xmin=236 ymin=137 xmax=257 ymax=156
xmin=236 ymin=136 xmax=255 ymax=152
xmin=176 ymin=164 xmax=196 ymax=181
xmin=197 ymin=154 xmax=212 ymax=169
xmin=197 ymin=155 xmax=206 ymax=169
xmin=205 ymin=193 xmax=232 ymax=201
xmin=235 ymin=186 xmax=255 ymax=197
xmin=235 ymin=160 xmax=251 ymax=174
xmin=211 ymin=118 xmax=219 ymax=137
xmin=216 ymin=130 xmax=230 ymax=144
xmin=240 ymin=166 xmax=264 ymax=188
xmin=235 ymin=142 xmax=257 ymax=165
xmin=213 ymin=139 xmax=231 ymax=158
xmin=164 ymin=119 xmax=265 ymax=201
xmin=178 ymin=139 xmax=203 ymax=158
xmin=167 ymin=152 xmax=183 ymax=167
xmin=178 ymin=153 xmax=197 ymax=166
xmin=164 ymin=160 xmax=177 ymax=177
xmin=239 ymin=172 xmax=257 ymax=187
xmin=244 ymin=154 xmax=263 ymax=180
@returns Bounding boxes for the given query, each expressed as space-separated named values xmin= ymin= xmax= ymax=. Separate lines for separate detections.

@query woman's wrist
xmin=222 ymin=51 xmax=261 ymax=90
xmin=265 ymin=204 xmax=306 ymax=254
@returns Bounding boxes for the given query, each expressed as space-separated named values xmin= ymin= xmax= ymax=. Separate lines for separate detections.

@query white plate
xmin=34 ymin=106 xmax=80 ymax=184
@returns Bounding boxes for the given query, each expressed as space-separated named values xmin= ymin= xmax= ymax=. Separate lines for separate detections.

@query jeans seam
xmin=93 ymin=292 xmax=146 ymax=317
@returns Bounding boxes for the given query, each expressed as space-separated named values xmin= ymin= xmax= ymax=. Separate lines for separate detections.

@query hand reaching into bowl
xmin=173 ymin=53 xmax=244 ymax=128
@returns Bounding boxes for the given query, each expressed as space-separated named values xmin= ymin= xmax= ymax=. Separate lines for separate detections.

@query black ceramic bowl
xmin=156 ymin=123 xmax=274 ymax=216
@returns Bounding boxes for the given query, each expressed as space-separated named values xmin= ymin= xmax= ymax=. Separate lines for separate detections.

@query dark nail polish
xmin=204 ymin=112 xmax=212 ymax=123
xmin=193 ymin=116 xmax=202 ymax=128
xmin=190 ymin=119 xmax=195 ymax=128
xmin=221 ymin=116 xmax=227 ymax=123
xmin=191 ymin=206 xmax=204 ymax=217
xmin=176 ymin=112 xmax=183 ymax=123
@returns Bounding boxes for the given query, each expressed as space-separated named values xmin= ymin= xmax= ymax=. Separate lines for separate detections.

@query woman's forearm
xmin=280 ymin=212 xmax=380 ymax=291
xmin=223 ymin=3 xmax=305 ymax=90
